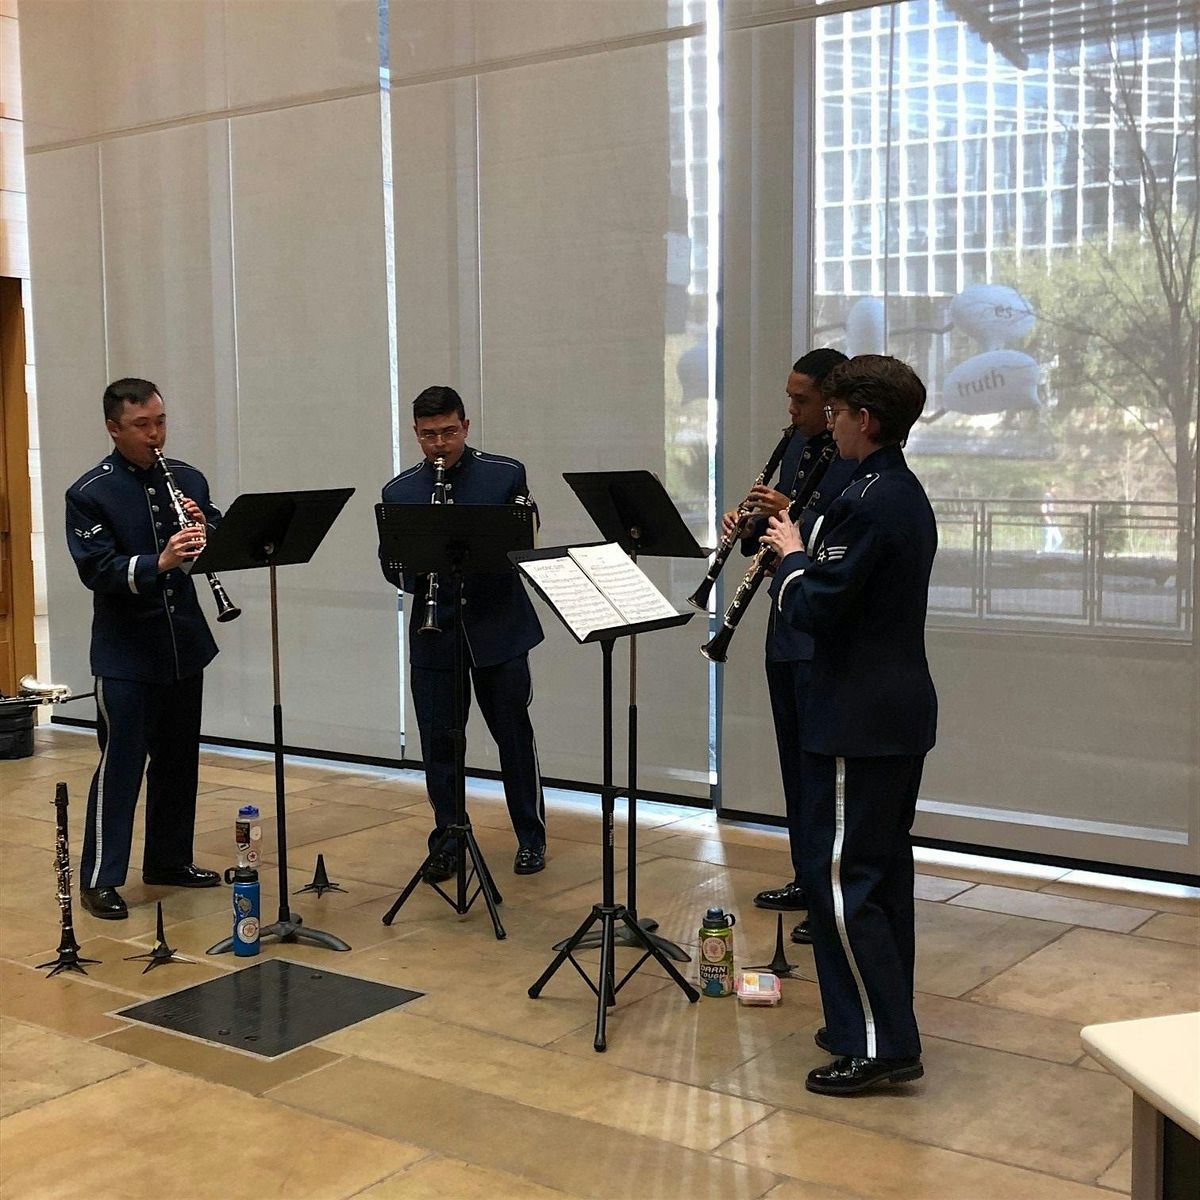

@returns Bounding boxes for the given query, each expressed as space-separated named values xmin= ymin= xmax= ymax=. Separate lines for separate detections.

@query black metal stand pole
xmin=209 ymin=560 xmax=349 ymax=953
xmin=530 ymin=639 xmax=698 ymax=1051
xmin=553 ymin=546 xmax=689 ymax=963
xmin=382 ymin=564 xmax=505 ymax=939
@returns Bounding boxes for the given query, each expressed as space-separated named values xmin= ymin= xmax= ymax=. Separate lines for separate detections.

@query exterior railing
xmin=928 ymin=498 xmax=1194 ymax=638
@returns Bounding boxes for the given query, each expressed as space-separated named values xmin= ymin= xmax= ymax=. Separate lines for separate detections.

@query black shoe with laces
xmin=805 ymin=1055 xmax=923 ymax=1095
xmin=790 ymin=918 xmax=813 ymax=944
xmin=753 ymin=881 xmax=808 ymax=911
xmin=422 ymin=850 xmax=456 ymax=883
xmin=513 ymin=845 xmax=545 ymax=875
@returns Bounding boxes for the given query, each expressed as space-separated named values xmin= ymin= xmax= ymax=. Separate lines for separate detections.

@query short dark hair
xmin=103 ymin=378 xmax=160 ymax=423
xmin=412 ymin=385 xmax=466 ymax=422
xmin=821 ymin=355 xmax=926 ymax=447
xmin=792 ymin=348 xmax=848 ymax=384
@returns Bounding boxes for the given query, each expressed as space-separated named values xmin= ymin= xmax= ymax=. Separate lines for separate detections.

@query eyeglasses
xmin=417 ymin=425 xmax=464 ymax=442
xmin=822 ymin=405 xmax=855 ymax=422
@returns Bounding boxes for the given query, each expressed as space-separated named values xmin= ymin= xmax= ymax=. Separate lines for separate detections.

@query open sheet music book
xmin=518 ymin=543 xmax=679 ymax=641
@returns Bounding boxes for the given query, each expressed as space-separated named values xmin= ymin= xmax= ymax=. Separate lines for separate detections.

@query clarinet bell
xmin=687 ymin=577 xmax=714 ymax=611
xmin=700 ymin=625 xmax=734 ymax=664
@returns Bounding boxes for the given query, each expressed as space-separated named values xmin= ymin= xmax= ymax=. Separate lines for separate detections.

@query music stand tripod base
xmin=207 ymin=914 xmax=351 ymax=955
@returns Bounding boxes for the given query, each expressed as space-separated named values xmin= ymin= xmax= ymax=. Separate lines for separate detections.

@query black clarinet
xmin=419 ymin=456 xmax=449 ymax=634
xmin=37 ymin=782 xmax=100 ymax=976
xmin=701 ymin=440 xmax=838 ymax=663
xmin=688 ymin=426 xmax=795 ymax=611
xmin=154 ymin=449 xmax=241 ymax=623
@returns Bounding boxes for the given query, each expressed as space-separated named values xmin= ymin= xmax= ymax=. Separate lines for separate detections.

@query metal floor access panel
xmin=117 ymin=959 xmax=422 ymax=1057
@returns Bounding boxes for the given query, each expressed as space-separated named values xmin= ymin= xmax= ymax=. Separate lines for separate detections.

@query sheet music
xmin=569 ymin=543 xmax=678 ymax=624
xmin=518 ymin=555 xmax=624 ymax=640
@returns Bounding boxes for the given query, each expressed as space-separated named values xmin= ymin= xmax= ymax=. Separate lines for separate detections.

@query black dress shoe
xmin=422 ymin=851 xmax=456 ymax=883
xmin=514 ymin=845 xmax=546 ymax=875
xmin=806 ymin=1055 xmax=923 ymax=1095
xmin=142 ymin=864 xmax=221 ymax=888
xmin=791 ymin=918 xmax=813 ymax=944
xmin=753 ymin=881 xmax=807 ymax=911
xmin=80 ymin=887 xmax=128 ymax=920
xmin=814 ymin=1026 xmax=835 ymax=1054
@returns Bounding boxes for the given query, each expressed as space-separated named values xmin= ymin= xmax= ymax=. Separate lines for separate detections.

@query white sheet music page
xmin=518 ymin=555 xmax=624 ymax=641
xmin=569 ymin=543 xmax=679 ymax=624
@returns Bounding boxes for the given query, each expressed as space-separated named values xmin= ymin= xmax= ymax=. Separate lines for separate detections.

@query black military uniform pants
xmin=411 ymin=652 xmax=545 ymax=851
xmin=765 ymin=657 xmax=812 ymax=886
xmin=80 ymin=673 xmax=204 ymax=889
xmin=800 ymin=751 xmax=925 ymax=1060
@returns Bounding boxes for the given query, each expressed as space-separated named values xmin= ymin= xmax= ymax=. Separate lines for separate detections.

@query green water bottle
xmin=698 ymin=907 xmax=736 ymax=996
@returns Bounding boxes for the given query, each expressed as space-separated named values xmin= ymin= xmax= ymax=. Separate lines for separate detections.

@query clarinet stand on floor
xmin=557 ymin=471 xmax=707 ymax=962
xmin=376 ymin=502 xmax=536 ymax=941
xmin=513 ymin=546 xmax=699 ymax=1051
xmin=199 ymin=487 xmax=356 ymax=955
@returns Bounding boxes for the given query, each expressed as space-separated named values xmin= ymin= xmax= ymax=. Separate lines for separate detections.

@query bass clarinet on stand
xmin=37 ymin=783 xmax=100 ymax=977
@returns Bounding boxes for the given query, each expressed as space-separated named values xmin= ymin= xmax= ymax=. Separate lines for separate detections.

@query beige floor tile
xmin=948 ymin=883 xmax=1157 ymax=933
xmin=0 ymin=909 xmax=75 ymax=960
xmin=0 ymin=1065 xmax=423 ymax=1200
xmin=912 ymin=848 xmax=1072 ymax=891
xmin=715 ymin=1110 xmax=1121 ymax=1199
xmin=647 ymin=833 xmax=797 ymax=876
xmin=197 ymin=763 xmax=333 ymax=793
xmin=914 ymin=992 xmax=1086 ymax=1063
xmin=268 ymin=1056 xmax=782 ymax=1200
xmin=0 ymin=811 xmax=57 ymax=851
xmin=1132 ymin=911 xmax=1199 ymax=945
xmin=913 ymin=874 xmax=975 ymax=902
xmin=0 ymin=1018 xmax=137 ymax=1117
xmin=760 ymin=1181 xmax=869 ymax=1200
xmin=1097 ymin=1147 xmax=1133 ymax=1192
xmin=1039 ymin=871 xmax=1200 ymax=918
xmin=320 ymin=1008 xmax=771 ymax=1152
xmin=551 ymin=977 xmax=825 ymax=1086
xmin=94 ymin=1023 xmax=342 ymax=1095
xmin=292 ymin=779 xmax=427 ymax=811
xmin=1 ymin=769 xmax=95 ymax=820
xmin=968 ymin=927 xmax=1200 ymax=1025
xmin=357 ymin=1156 xmax=576 ymax=1199
xmin=19 ymin=934 xmax=230 ymax=997
xmin=0 ymin=753 xmax=74 ymax=780
xmin=335 ymin=935 xmax=671 ymax=1047
xmin=240 ymin=759 xmax=366 ymax=784
xmin=912 ymin=900 xmax=1071 ymax=997
xmin=0 ymin=960 xmax=135 ymax=1039
xmin=713 ymin=1033 xmax=1129 ymax=1182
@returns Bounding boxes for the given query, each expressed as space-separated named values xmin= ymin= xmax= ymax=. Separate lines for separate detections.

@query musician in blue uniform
xmin=65 ymin=378 xmax=222 ymax=920
xmin=762 ymin=354 xmax=937 ymax=1096
xmin=722 ymin=349 xmax=857 ymax=943
xmin=381 ymin=386 xmax=547 ymax=878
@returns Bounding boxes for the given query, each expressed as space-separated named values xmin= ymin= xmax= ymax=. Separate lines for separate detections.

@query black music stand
xmin=375 ymin=502 xmax=537 ymax=940
xmin=198 ymin=488 xmax=355 ymax=955
xmin=513 ymin=546 xmax=698 ymax=1051
xmin=560 ymin=471 xmax=706 ymax=962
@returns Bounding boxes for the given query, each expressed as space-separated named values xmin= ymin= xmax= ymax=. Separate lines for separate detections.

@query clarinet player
xmin=65 ymin=378 xmax=223 ymax=920
xmin=721 ymin=349 xmax=857 ymax=943
xmin=380 ymin=386 xmax=548 ymax=879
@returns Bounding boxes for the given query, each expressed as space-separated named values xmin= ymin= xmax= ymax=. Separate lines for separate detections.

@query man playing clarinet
xmin=721 ymin=349 xmax=857 ymax=943
xmin=66 ymin=378 xmax=222 ymax=920
xmin=380 ymin=386 xmax=547 ymax=879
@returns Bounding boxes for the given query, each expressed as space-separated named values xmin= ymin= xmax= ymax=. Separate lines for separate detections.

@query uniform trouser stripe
xmin=830 ymin=755 xmax=878 ymax=1058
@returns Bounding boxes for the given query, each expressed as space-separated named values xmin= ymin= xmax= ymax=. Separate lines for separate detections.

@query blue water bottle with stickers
xmin=223 ymin=865 xmax=260 ymax=956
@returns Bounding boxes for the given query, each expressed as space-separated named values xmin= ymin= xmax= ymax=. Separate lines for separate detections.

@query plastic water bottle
xmin=235 ymin=805 xmax=261 ymax=869
xmin=698 ymin=907 xmax=736 ymax=996
xmin=224 ymin=865 xmax=260 ymax=956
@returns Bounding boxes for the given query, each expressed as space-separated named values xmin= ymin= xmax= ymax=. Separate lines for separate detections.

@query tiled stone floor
xmin=1 ymin=725 xmax=1197 ymax=1200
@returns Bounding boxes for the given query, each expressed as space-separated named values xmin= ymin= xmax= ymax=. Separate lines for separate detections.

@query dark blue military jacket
xmin=742 ymin=430 xmax=860 ymax=662
xmin=768 ymin=444 xmax=938 ymax=757
xmin=380 ymin=446 xmax=544 ymax=671
xmin=65 ymin=450 xmax=220 ymax=683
